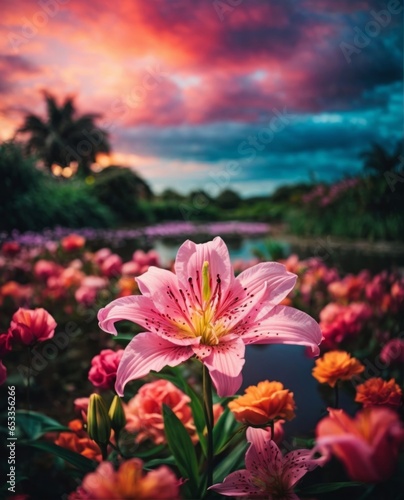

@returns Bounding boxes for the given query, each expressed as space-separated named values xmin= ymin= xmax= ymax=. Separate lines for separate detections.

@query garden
xmin=0 ymin=228 xmax=403 ymax=499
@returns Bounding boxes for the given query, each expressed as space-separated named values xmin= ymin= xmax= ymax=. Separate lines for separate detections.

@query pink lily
xmin=98 ymin=238 xmax=322 ymax=397
xmin=210 ymin=427 xmax=325 ymax=498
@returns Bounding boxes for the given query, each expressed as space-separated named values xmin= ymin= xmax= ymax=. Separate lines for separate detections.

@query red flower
xmin=10 ymin=308 xmax=57 ymax=345
xmin=61 ymin=234 xmax=86 ymax=252
xmin=1 ymin=241 xmax=21 ymax=256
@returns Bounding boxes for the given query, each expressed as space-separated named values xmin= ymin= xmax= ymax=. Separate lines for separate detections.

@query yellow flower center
xmin=178 ymin=261 xmax=228 ymax=346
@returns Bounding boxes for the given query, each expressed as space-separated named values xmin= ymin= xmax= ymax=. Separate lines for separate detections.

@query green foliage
xmin=92 ymin=166 xmax=153 ymax=222
xmin=0 ymin=142 xmax=115 ymax=231
xmin=284 ymin=175 xmax=404 ymax=241
xmin=25 ymin=441 xmax=97 ymax=472
xmin=162 ymin=404 xmax=200 ymax=498
xmin=216 ymin=189 xmax=242 ymax=209
xmin=14 ymin=410 xmax=69 ymax=440
xmin=0 ymin=141 xmax=44 ymax=199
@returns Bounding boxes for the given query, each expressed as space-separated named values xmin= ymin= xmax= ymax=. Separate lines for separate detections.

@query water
xmin=150 ymin=234 xmax=404 ymax=274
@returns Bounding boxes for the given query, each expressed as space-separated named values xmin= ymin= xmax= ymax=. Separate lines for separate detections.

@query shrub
xmin=92 ymin=166 xmax=153 ymax=222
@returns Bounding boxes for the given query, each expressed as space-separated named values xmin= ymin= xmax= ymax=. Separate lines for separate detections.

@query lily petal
xmin=237 ymin=262 xmax=297 ymax=308
xmin=245 ymin=429 xmax=283 ymax=477
xmin=175 ymin=237 xmax=234 ymax=307
xmin=98 ymin=295 xmax=198 ymax=346
xmin=98 ymin=295 xmax=155 ymax=335
xmin=115 ymin=332 xmax=193 ymax=396
xmin=194 ymin=337 xmax=245 ymax=397
xmin=209 ymin=470 xmax=261 ymax=497
xmin=243 ymin=305 xmax=322 ymax=356
xmin=283 ymin=449 xmax=326 ymax=488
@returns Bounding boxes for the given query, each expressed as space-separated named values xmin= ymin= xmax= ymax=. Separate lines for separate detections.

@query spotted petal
xmin=98 ymin=294 xmax=198 ymax=346
xmin=115 ymin=332 xmax=193 ymax=396
xmin=209 ymin=470 xmax=261 ymax=497
xmin=193 ymin=337 xmax=245 ymax=397
xmin=243 ymin=305 xmax=322 ymax=356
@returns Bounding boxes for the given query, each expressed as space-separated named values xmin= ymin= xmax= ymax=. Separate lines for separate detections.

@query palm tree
xmin=17 ymin=92 xmax=110 ymax=177
xmin=361 ymin=140 xmax=403 ymax=176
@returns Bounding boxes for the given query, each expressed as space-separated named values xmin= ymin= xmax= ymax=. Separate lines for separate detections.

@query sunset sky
xmin=1 ymin=0 xmax=403 ymax=195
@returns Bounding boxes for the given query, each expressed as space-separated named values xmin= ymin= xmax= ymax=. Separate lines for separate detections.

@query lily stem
xmin=202 ymin=365 xmax=214 ymax=489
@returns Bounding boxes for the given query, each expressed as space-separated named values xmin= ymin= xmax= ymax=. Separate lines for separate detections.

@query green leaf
xmin=162 ymin=404 xmax=199 ymax=496
xmin=213 ymin=440 xmax=248 ymax=484
xmin=298 ymin=482 xmax=366 ymax=495
xmin=133 ymin=444 xmax=166 ymax=458
xmin=213 ymin=407 xmax=240 ymax=455
xmin=113 ymin=333 xmax=134 ymax=342
xmin=155 ymin=370 xmax=207 ymax=455
xmin=143 ymin=456 xmax=177 ymax=469
xmin=14 ymin=410 xmax=70 ymax=440
xmin=23 ymin=441 xmax=97 ymax=472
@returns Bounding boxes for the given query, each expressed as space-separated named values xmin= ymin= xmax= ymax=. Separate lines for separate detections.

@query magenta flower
xmin=210 ymin=427 xmax=325 ymax=498
xmin=98 ymin=238 xmax=322 ymax=397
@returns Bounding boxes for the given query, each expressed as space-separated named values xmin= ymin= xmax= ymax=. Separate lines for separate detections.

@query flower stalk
xmin=203 ymin=364 xmax=214 ymax=488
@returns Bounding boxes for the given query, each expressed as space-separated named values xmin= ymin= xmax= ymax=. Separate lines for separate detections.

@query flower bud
xmin=108 ymin=395 xmax=126 ymax=434
xmin=87 ymin=394 xmax=111 ymax=447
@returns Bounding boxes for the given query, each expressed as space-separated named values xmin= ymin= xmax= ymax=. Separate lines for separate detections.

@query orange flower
xmin=355 ymin=378 xmax=402 ymax=409
xmin=312 ymin=350 xmax=364 ymax=387
xmin=74 ymin=459 xmax=180 ymax=499
xmin=228 ymin=380 xmax=295 ymax=426
xmin=55 ymin=430 xmax=102 ymax=461
xmin=117 ymin=276 xmax=138 ymax=297
xmin=61 ymin=234 xmax=86 ymax=252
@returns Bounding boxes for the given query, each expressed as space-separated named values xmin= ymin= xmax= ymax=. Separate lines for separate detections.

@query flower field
xmin=0 ymin=232 xmax=403 ymax=499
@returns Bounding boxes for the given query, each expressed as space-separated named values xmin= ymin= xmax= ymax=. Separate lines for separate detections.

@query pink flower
xmin=0 ymin=360 xmax=7 ymax=385
xmin=75 ymin=286 xmax=97 ymax=306
xmin=124 ymin=379 xmax=196 ymax=444
xmin=122 ymin=261 xmax=141 ymax=276
xmin=82 ymin=276 xmax=107 ymax=289
xmin=98 ymin=238 xmax=322 ymax=397
xmin=34 ymin=260 xmax=61 ymax=281
xmin=88 ymin=349 xmax=124 ymax=390
xmin=93 ymin=248 xmax=112 ymax=266
xmin=380 ymin=339 xmax=404 ymax=365
xmin=72 ymin=458 xmax=180 ymax=499
xmin=210 ymin=427 xmax=325 ymax=498
xmin=75 ymin=276 xmax=107 ymax=305
xmin=315 ymin=407 xmax=404 ymax=483
xmin=132 ymin=249 xmax=160 ymax=268
xmin=101 ymin=254 xmax=122 ymax=278
xmin=10 ymin=308 xmax=57 ymax=345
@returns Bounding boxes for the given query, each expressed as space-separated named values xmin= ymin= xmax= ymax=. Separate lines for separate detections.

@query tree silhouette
xmin=361 ymin=140 xmax=403 ymax=176
xmin=17 ymin=92 xmax=110 ymax=177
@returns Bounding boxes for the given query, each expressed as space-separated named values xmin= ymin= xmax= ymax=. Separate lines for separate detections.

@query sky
xmin=0 ymin=0 xmax=403 ymax=196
